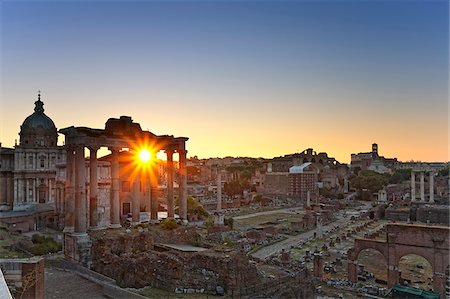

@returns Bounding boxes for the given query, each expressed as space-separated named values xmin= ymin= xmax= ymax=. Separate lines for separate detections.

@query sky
xmin=0 ymin=0 xmax=448 ymax=163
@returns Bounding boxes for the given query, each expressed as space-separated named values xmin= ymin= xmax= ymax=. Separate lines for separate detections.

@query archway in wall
xmin=357 ymin=248 xmax=387 ymax=286
xmin=398 ymin=254 xmax=433 ymax=292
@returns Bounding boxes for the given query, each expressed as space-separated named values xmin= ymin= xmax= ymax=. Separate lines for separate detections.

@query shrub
xmin=30 ymin=234 xmax=61 ymax=255
xmin=160 ymin=218 xmax=178 ymax=230
xmin=204 ymin=217 xmax=214 ymax=228
xmin=224 ymin=217 xmax=234 ymax=229
xmin=31 ymin=234 xmax=45 ymax=244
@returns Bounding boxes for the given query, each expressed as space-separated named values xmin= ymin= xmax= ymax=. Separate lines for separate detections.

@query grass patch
xmin=235 ymin=213 xmax=303 ymax=227
xmin=137 ymin=286 xmax=216 ymax=298
xmin=30 ymin=234 xmax=62 ymax=255
xmin=248 ymin=236 xmax=288 ymax=255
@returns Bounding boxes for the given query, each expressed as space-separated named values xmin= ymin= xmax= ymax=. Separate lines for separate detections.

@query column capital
xmin=108 ymin=147 xmax=121 ymax=153
xmin=88 ymin=145 xmax=101 ymax=151
xmin=177 ymin=149 xmax=188 ymax=155
xmin=164 ymin=149 xmax=174 ymax=161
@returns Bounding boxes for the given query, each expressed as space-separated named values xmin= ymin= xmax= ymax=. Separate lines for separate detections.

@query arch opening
xmin=356 ymin=248 xmax=387 ymax=286
xmin=398 ymin=254 xmax=433 ymax=292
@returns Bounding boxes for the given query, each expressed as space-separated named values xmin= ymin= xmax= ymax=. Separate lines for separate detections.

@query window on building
xmin=29 ymin=156 xmax=33 ymax=166
xmin=40 ymin=159 xmax=45 ymax=168
xmin=122 ymin=181 xmax=130 ymax=192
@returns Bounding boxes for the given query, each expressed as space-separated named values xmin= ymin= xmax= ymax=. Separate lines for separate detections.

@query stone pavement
xmin=45 ymin=267 xmax=108 ymax=299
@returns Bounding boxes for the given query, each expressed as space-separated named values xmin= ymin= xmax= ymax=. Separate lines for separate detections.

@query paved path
xmin=232 ymin=206 xmax=303 ymax=220
xmin=250 ymin=200 xmax=372 ymax=259
xmin=45 ymin=267 xmax=108 ymax=299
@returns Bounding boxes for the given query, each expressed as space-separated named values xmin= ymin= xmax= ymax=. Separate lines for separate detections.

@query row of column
xmin=64 ymin=145 xmax=188 ymax=234
xmin=13 ymin=177 xmax=53 ymax=204
xmin=411 ymin=171 xmax=434 ymax=203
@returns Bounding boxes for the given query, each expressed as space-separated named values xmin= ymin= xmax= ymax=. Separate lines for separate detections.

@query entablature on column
xmin=59 ymin=116 xmax=188 ymax=153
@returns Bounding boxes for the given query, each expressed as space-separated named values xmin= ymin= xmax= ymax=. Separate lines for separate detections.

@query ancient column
xmin=150 ymin=151 xmax=158 ymax=221
xmin=216 ymin=168 xmax=222 ymax=211
xmin=306 ymin=190 xmax=311 ymax=208
xmin=89 ymin=146 xmax=99 ymax=228
xmin=420 ymin=171 xmax=425 ymax=201
xmin=178 ymin=149 xmax=188 ymax=222
xmin=410 ymin=171 xmax=416 ymax=201
xmin=347 ymin=260 xmax=358 ymax=283
xmin=131 ymin=176 xmax=140 ymax=225
xmin=64 ymin=147 xmax=75 ymax=232
xmin=165 ymin=149 xmax=174 ymax=218
xmin=429 ymin=172 xmax=434 ymax=203
xmin=74 ymin=145 xmax=87 ymax=234
xmin=110 ymin=148 xmax=121 ymax=228
xmin=313 ymin=253 xmax=323 ymax=278
xmin=343 ymin=177 xmax=349 ymax=194
xmin=6 ymin=175 xmax=12 ymax=208
xmin=26 ymin=179 xmax=30 ymax=202
xmin=32 ymin=179 xmax=36 ymax=203
xmin=316 ymin=216 xmax=323 ymax=239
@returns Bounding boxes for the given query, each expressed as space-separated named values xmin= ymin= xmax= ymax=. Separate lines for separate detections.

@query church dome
xmin=19 ymin=93 xmax=58 ymax=147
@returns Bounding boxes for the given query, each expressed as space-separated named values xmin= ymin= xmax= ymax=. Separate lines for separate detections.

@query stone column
xmin=343 ymin=177 xmax=349 ymax=194
xmin=150 ymin=151 xmax=159 ymax=221
xmin=429 ymin=172 xmax=434 ymax=203
xmin=110 ymin=148 xmax=121 ymax=228
xmin=347 ymin=260 xmax=358 ymax=283
xmin=420 ymin=171 xmax=425 ymax=201
xmin=13 ymin=178 xmax=18 ymax=207
xmin=64 ymin=147 xmax=75 ymax=232
xmin=313 ymin=253 xmax=323 ymax=278
xmin=411 ymin=171 xmax=416 ymax=201
xmin=216 ymin=168 xmax=222 ymax=211
xmin=165 ymin=149 xmax=174 ymax=218
xmin=74 ymin=146 xmax=87 ymax=234
xmin=306 ymin=190 xmax=311 ymax=208
xmin=32 ymin=179 xmax=36 ymax=203
xmin=6 ymin=175 xmax=12 ymax=208
xmin=89 ymin=147 xmax=99 ymax=228
xmin=26 ymin=179 xmax=30 ymax=202
xmin=131 ymin=176 xmax=140 ymax=225
xmin=178 ymin=149 xmax=188 ymax=222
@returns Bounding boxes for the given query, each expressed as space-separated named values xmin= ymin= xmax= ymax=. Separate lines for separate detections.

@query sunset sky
xmin=1 ymin=0 xmax=448 ymax=163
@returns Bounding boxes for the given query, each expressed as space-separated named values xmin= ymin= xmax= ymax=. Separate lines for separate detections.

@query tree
xmin=224 ymin=180 xmax=243 ymax=197
xmin=350 ymin=170 xmax=389 ymax=194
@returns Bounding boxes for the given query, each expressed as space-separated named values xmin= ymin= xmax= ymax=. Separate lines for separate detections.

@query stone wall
xmin=89 ymin=227 xmax=315 ymax=297
xmin=417 ymin=206 xmax=449 ymax=225
xmin=264 ymin=173 xmax=289 ymax=196
xmin=91 ymin=230 xmax=260 ymax=294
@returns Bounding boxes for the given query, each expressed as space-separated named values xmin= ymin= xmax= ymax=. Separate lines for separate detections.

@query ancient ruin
xmin=347 ymin=223 xmax=450 ymax=297
xmin=59 ymin=116 xmax=188 ymax=265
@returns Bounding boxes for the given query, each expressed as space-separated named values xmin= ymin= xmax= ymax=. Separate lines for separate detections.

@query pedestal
xmin=64 ymin=233 xmax=92 ymax=268
xmin=214 ymin=211 xmax=225 ymax=225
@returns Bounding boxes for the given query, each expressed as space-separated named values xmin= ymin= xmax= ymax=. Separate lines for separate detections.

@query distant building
xmin=265 ymin=148 xmax=348 ymax=197
xmin=350 ymin=143 xmax=397 ymax=173
xmin=288 ymin=163 xmax=319 ymax=201
xmin=0 ymin=94 xmax=66 ymax=211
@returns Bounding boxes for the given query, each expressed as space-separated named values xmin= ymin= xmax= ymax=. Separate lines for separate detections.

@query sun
xmin=138 ymin=149 xmax=151 ymax=163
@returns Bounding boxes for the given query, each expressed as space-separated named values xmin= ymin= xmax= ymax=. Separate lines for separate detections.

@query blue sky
xmin=1 ymin=0 xmax=448 ymax=162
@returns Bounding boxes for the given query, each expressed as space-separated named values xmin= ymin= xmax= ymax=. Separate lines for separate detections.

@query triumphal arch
xmin=59 ymin=116 xmax=188 ymax=265
xmin=347 ymin=223 xmax=449 ymax=297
